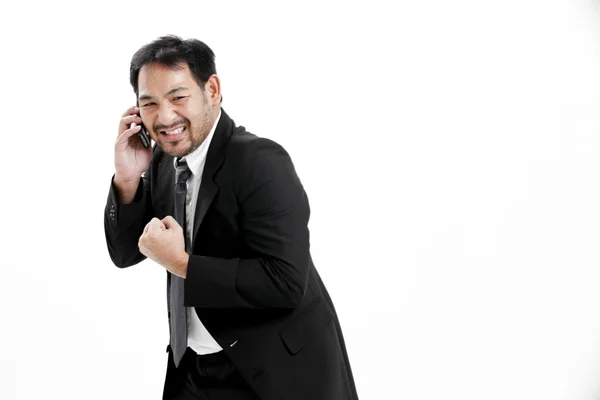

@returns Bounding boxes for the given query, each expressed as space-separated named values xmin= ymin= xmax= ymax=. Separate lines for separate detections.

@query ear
xmin=204 ymin=74 xmax=222 ymax=106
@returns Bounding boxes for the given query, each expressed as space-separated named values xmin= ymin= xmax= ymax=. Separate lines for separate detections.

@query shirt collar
xmin=174 ymin=109 xmax=222 ymax=176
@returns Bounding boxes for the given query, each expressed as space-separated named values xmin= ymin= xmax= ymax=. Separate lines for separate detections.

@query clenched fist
xmin=138 ymin=216 xmax=189 ymax=278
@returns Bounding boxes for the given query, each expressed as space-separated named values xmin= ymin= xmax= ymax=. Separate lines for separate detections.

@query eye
xmin=173 ymin=96 xmax=186 ymax=101
xmin=142 ymin=102 xmax=156 ymax=108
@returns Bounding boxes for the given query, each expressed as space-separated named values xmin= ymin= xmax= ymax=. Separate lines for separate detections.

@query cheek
xmin=140 ymin=113 xmax=156 ymax=133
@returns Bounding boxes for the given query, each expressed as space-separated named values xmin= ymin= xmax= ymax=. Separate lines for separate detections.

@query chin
xmin=160 ymin=140 xmax=193 ymax=158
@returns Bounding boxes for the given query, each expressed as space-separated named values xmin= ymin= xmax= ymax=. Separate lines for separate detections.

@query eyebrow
xmin=138 ymin=86 xmax=189 ymax=102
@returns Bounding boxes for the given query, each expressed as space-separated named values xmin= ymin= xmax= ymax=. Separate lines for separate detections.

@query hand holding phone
xmin=135 ymin=121 xmax=151 ymax=148
xmin=114 ymin=105 xmax=153 ymax=198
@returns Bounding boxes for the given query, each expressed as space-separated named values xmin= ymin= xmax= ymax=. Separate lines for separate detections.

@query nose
xmin=156 ymin=103 xmax=179 ymax=128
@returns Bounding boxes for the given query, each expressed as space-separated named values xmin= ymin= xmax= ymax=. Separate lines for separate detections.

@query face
xmin=137 ymin=62 xmax=221 ymax=158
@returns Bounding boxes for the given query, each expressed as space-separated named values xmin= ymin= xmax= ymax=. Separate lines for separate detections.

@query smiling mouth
xmin=160 ymin=126 xmax=187 ymax=141
xmin=161 ymin=126 xmax=186 ymax=135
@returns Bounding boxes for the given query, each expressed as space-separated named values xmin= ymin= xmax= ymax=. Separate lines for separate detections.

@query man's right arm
xmin=106 ymin=105 xmax=155 ymax=268
xmin=104 ymin=171 xmax=154 ymax=268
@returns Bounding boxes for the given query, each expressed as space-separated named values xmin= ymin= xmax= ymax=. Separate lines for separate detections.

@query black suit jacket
xmin=104 ymin=109 xmax=358 ymax=400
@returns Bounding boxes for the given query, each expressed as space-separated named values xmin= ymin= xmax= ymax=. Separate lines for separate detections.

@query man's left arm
xmin=185 ymin=138 xmax=311 ymax=309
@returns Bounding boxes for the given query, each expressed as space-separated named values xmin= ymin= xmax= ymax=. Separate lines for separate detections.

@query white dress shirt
xmin=173 ymin=110 xmax=223 ymax=355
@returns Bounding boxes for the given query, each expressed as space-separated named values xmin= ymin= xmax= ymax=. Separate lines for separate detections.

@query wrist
xmin=113 ymin=174 xmax=140 ymax=204
xmin=177 ymin=253 xmax=190 ymax=278
xmin=114 ymin=173 xmax=140 ymax=188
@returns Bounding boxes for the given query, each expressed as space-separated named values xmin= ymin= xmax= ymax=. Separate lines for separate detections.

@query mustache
xmin=154 ymin=119 xmax=189 ymax=132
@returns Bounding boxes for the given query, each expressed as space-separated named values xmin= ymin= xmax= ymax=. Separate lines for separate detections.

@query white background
xmin=2 ymin=0 xmax=600 ymax=399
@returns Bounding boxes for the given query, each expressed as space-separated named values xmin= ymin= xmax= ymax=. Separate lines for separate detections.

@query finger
xmin=138 ymin=241 xmax=147 ymax=257
xmin=148 ymin=217 xmax=166 ymax=233
xmin=119 ymin=114 xmax=143 ymax=130
xmin=142 ymin=218 xmax=158 ymax=236
xmin=115 ymin=123 xmax=142 ymax=145
xmin=121 ymin=105 xmax=140 ymax=118
xmin=162 ymin=215 xmax=181 ymax=230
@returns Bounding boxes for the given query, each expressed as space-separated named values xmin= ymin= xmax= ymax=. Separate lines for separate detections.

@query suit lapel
xmin=191 ymin=109 xmax=235 ymax=246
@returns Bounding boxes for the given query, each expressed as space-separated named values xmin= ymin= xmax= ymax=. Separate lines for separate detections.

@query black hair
xmin=129 ymin=35 xmax=219 ymax=100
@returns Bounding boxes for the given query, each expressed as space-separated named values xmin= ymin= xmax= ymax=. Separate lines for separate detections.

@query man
xmin=104 ymin=35 xmax=358 ymax=400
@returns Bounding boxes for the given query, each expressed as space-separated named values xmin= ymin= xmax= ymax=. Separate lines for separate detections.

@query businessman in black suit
xmin=104 ymin=35 xmax=358 ymax=400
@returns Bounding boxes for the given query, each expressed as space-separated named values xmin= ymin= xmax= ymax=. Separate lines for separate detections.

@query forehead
xmin=138 ymin=63 xmax=198 ymax=95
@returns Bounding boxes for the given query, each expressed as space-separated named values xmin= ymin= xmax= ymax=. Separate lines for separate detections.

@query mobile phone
xmin=137 ymin=122 xmax=151 ymax=148
xmin=135 ymin=101 xmax=151 ymax=148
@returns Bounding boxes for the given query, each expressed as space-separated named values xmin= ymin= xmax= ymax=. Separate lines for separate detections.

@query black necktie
xmin=170 ymin=158 xmax=192 ymax=367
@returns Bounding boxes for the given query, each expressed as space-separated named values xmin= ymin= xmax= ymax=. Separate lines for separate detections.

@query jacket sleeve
xmin=184 ymin=139 xmax=311 ymax=309
xmin=104 ymin=170 xmax=154 ymax=268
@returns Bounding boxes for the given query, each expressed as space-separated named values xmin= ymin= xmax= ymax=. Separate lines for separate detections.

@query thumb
xmin=148 ymin=217 xmax=166 ymax=232
xmin=162 ymin=215 xmax=181 ymax=230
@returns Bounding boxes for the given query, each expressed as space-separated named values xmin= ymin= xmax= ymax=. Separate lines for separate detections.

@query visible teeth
xmin=165 ymin=127 xmax=184 ymax=135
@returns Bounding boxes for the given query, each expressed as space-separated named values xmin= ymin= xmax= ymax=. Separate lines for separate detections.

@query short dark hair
xmin=129 ymin=35 xmax=218 ymax=98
